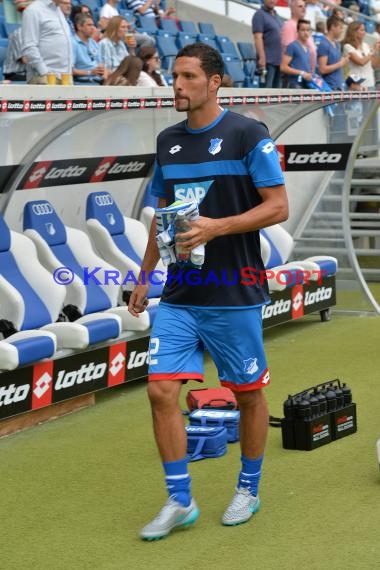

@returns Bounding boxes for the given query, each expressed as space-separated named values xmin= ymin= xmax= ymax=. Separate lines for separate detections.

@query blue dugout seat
xmin=23 ymin=200 xmax=149 ymax=332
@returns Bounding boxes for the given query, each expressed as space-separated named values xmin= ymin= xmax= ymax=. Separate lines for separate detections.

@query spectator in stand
xmin=21 ymin=0 xmax=72 ymax=84
xmin=374 ymin=22 xmax=380 ymax=41
xmin=343 ymin=21 xmax=380 ymax=88
xmin=370 ymin=0 xmax=380 ymax=19
xmin=137 ymin=46 xmax=168 ymax=85
xmin=3 ymin=27 xmax=27 ymax=82
xmin=104 ymin=55 xmax=143 ymax=85
xmin=305 ymin=0 xmax=327 ymax=28
xmin=72 ymin=13 xmax=105 ymax=84
xmin=281 ymin=0 xmax=317 ymax=77
xmin=317 ymin=15 xmax=348 ymax=89
xmin=99 ymin=0 xmax=120 ymax=19
xmin=99 ymin=16 xmax=131 ymax=71
xmin=252 ymin=0 xmax=283 ymax=88
xmin=99 ymin=0 xmax=156 ymax=49
xmin=58 ymin=0 xmax=74 ymax=35
xmin=126 ymin=0 xmax=175 ymax=19
xmin=280 ymin=19 xmax=314 ymax=87
xmin=70 ymin=3 xmax=93 ymax=36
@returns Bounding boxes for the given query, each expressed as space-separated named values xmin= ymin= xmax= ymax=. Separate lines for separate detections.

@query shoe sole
xmin=141 ymin=507 xmax=200 ymax=541
xmin=222 ymin=499 xmax=261 ymax=526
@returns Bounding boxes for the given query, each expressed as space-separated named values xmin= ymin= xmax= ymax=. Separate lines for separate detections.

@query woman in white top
xmin=137 ymin=46 xmax=168 ymax=87
xmin=342 ymin=21 xmax=380 ymax=89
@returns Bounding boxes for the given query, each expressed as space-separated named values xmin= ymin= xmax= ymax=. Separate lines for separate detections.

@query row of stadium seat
xmin=0 ymin=195 xmax=160 ymax=371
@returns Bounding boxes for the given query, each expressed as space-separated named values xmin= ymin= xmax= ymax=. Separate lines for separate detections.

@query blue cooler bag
xmin=189 ymin=409 xmax=240 ymax=443
xmin=186 ymin=425 xmax=228 ymax=461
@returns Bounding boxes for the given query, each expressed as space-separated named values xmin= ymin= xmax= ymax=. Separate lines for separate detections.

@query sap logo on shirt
xmin=174 ymin=180 xmax=214 ymax=203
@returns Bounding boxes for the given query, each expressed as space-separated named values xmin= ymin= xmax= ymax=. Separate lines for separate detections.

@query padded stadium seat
xmin=216 ymin=35 xmax=240 ymax=59
xmin=179 ymin=20 xmax=198 ymax=35
xmin=0 ymin=216 xmax=58 ymax=370
xmin=259 ymin=225 xmax=338 ymax=292
xmin=140 ymin=206 xmax=156 ymax=233
xmin=23 ymin=200 xmax=149 ymax=332
xmin=0 ymin=16 xmax=7 ymax=38
xmin=86 ymin=191 xmax=164 ymax=299
xmin=156 ymin=35 xmax=178 ymax=71
xmin=221 ymin=54 xmax=245 ymax=86
xmin=261 ymin=225 xmax=294 ymax=268
xmin=176 ymin=32 xmax=196 ymax=49
xmin=196 ymin=34 xmax=218 ymax=50
xmin=136 ymin=15 xmax=158 ymax=34
xmin=159 ymin=18 xmax=179 ymax=35
xmin=237 ymin=41 xmax=256 ymax=62
xmin=0 ymin=215 xmax=120 ymax=369
xmin=198 ymin=22 xmax=216 ymax=37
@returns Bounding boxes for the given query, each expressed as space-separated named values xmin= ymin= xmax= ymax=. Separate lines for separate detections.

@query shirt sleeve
xmin=317 ymin=40 xmax=328 ymax=58
xmin=252 ymin=12 xmax=264 ymax=34
xmin=244 ymin=139 xmax=284 ymax=188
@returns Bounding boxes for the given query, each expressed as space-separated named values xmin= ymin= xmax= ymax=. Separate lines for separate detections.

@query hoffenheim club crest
xmin=208 ymin=138 xmax=223 ymax=155
xmin=243 ymin=358 xmax=259 ymax=375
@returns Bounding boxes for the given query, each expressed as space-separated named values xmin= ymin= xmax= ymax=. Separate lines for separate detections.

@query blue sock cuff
xmin=163 ymin=458 xmax=189 ymax=477
xmin=241 ymin=454 xmax=264 ymax=472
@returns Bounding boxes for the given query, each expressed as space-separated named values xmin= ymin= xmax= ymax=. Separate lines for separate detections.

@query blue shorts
xmin=148 ymin=303 xmax=270 ymax=392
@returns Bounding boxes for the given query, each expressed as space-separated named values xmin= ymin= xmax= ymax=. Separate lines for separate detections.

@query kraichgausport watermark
xmin=53 ymin=267 xmax=327 ymax=287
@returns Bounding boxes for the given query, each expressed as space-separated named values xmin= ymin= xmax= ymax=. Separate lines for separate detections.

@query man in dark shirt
xmin=129 ymin=43 xmax=288 ymax=541
xmin=252 ymin=0 xmax=283 ymax=87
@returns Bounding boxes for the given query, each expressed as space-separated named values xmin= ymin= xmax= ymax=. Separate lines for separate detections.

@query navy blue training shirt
xmin=151 ymin=109 xmax=285 ymax=308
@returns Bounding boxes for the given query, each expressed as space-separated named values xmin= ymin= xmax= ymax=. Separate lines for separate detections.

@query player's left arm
xmin=178 ymin=134 xmax=288 ymax=248
xmin=181 ymin=184 xmax=288 ymax=247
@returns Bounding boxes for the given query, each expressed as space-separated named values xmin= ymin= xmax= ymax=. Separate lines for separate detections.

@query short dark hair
xmin=326 ymin=14 xmax=344 ymax=31
xmin=74 ymin=13 xmax=93 ymax=30
xmin=297 ymin=18 xmax=311 ymax=31
xmin=175 ymin=42 xmax=224 ymax=80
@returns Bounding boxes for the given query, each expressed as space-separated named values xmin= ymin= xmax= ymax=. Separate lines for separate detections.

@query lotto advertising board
xmin=262 ymin=276 xmax=336 ymax=328
xmin=0 ymin=336 xmax=150 ymax=421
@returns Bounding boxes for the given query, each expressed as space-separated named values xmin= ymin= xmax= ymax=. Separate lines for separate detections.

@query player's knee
xmin=235 ymin=388 xmax=266 ymax=409
xmin=147 ymin=380 xmax=180 ymax=409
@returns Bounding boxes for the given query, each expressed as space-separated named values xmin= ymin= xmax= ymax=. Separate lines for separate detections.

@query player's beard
xmin=174 ymin=96 xmax=190 ymax=112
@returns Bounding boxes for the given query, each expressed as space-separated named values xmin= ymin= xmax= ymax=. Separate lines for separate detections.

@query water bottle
xmin=316 ymin=389 xmax=327 ymax=415
xmin=309 ymin=394 xmax=320 ymax=418
xmin=334 ymin=385 xmax=344 ymax=409
xmin=296 ymin=397 xmax=311 ymax=420
xmin=175 ymin=211 xmax=191 ymax=263
xmin=283 ymin=395 xmax=296 ymax=419
xmin=325 ymin=388 xmax=337 ymax=412
xmin=259 ymin=68 xmax=267 ymax=85
xmin=342 ymin=383 xmax=352 ymax=406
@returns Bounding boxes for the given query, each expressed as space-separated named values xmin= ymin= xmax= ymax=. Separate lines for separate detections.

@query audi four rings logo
xmin=31 ymin=203 xmax=54 ymax=215
xmin=95 ymin=194 xmax=113 ymax=206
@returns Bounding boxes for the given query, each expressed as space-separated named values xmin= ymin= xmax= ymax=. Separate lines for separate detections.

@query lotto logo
xmin=108 ymin=342 xmax=126 ymax=386
xmin=33 ymin=372 xmax=52 ymax=399
xmin=32 ymin=361 xmax=54 ymax=409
